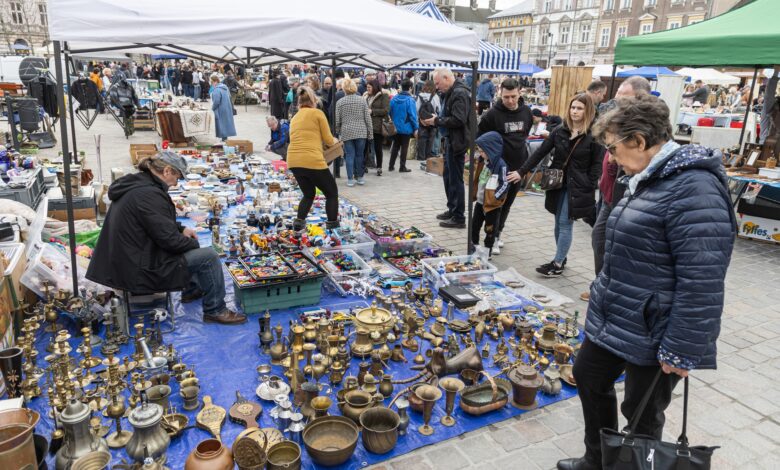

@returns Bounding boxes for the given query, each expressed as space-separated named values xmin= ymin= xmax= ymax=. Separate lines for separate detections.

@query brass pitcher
xmin=350 ymin=329 xmax=373 ymax=359
xmin=290 ymin=323 xmax=305 ymax=354
xmin=269 ymin=325 xmax=288 ymax=366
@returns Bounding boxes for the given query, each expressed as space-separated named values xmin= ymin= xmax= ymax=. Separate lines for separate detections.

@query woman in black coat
xmin=517 ymin=93 xmax=604 ymax=277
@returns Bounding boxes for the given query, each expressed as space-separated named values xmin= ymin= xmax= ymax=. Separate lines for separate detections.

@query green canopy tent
xmin=614 ymin=0 xmax=778 ymax=67
xmin=613 ymin=0 xmax=778 ymax=146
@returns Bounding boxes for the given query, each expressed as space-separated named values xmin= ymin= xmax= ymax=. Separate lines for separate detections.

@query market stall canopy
xmin=533 ymin=68 xmax=551 ymax=79
xmin=397 ymin=0 xmax=523 ymax=74
xmin=615 ymin=0 xmax=780 ymax=67
xmin=48 ymin=0 xmax=480 ymax=67
xmin=591 ymin=64 xmax=628 ymax=78
xmin=617 ymin=66 xmax=678 ymax=80
xmin=676 ymin=67 xmax=740 ymax=86
xmin=517 ymin=63 xmax=544 ymax=76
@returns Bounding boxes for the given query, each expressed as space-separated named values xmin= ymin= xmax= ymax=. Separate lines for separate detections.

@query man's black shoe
xmin=399 ymin=168 xmax=411 ymax=173
xmin=439 ymin=217 xmax=466 ymax=229
xmin=181 ymin=289 xmax=204 ymax=304
xmin=557 ymin=457 xmax=599 ymax=470
xmin=203 ymin=309 xmax=247 ymax=325
xmin=536 ymin=261 xmax=564 ymax=277
xmin=436 ymin=211 xmax=452 ymax=220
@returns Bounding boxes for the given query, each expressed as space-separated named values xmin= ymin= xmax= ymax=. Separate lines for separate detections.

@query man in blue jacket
xmin=477 ymin=74 xmax=496 ymax=115
xmin=265 ymin=116 xmax=289 ymax=160
xmin=388 ymin=79 xmax=419 ymax=173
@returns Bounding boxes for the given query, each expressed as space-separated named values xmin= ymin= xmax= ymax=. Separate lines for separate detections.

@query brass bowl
xmin=302 ymin=415 xmax=359 ymax=466
xmin=267 ymin=440 xmax=301 ymax=470
xmin=359 ymin=407 xmax=400 ymax=455
xmin=161 ymin=413 xmax=189 ymax=438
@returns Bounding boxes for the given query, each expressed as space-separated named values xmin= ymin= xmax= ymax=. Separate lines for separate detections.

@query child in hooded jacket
xmin=471 ymin=131 xmax=509 ymax=255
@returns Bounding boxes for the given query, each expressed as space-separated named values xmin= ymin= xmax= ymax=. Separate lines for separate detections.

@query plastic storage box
xmin=422 ymin=253 xmax=498 ymax=289
xmin=0 ymin=167 xmax=45 ymax=209
xmin=321 ymin=231 xmax=376 ymax=259
xmin=313 ymin=249 xmax=371 ymax=282
xmin=366 ymin=227 xmax=433 ymax=258
xmin=229 ymin=253 xmax=326 ymax=313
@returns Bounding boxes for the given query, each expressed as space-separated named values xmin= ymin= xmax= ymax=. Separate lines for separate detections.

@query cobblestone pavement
xmin=48 ymin=105 xmax=780 ymax=470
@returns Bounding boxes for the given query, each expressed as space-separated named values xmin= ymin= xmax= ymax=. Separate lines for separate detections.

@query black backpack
xmin=419 ymin=94 xmax=435 ymax=122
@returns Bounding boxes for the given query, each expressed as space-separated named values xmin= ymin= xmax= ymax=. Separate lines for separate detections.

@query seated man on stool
xmin=86 ymin=151 xmax=246 ymax=325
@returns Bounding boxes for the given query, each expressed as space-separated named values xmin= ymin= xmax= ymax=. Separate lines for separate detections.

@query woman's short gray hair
xmin=210 ymin=73 xmax=221 ymax=83
xmin=593 ymin=94 xmax=673 ymax=149
xmin=266 ymin=116 xmax=278 ymax=125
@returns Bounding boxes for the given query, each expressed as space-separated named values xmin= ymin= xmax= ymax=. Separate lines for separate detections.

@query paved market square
xmin=40 ymin=104 xmax=780 ymax=470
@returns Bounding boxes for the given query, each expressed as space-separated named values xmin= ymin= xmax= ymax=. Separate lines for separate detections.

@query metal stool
xmin=121 ymin=291 xmax=176 ymax=336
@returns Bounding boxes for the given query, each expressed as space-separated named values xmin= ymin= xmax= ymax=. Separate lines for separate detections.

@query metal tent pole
xmin=64 ymin=47 xmax=79 ymax=163
xmin=607 ymin=64 xmax=617 ymax=99
xmin=53 ymin=41 xmax=80 ymax=294
xmin=467 ymin=60 xmax=478 ymax=254
xmin=738 ymin=66 xmax=759 ymax=150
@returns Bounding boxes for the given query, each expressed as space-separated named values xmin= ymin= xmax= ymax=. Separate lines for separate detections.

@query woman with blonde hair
xmin=287 ymin=86 xmax=340 ymax=231
xmin=517 ymin=93 xmax=604 ymax=277
xmin=335 ymin=77 xmax=372 ymax=186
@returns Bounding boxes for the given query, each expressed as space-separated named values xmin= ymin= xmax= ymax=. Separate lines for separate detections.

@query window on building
xmin=616 ymin=25 xmax=627 ymax=45
xmin=10 ymin=2 xmax=23 ymax=24
xmin=494 ymin=35 xmax=501 ymax=45
xmin=516 ymin=35 xmax=523 ymax=50
xmin=541 ymin=28 xmax=550 ymax=45
xmin=563 ymin=0 xmax=572 ymax=9
xmin=641 ymin=23 xmax=653 ymax=34
xmin=560 ymin=25 xmax=570 ymax=44
xmin=645 ymin=0 xmax=657 ymax=6
xmin=620 ymin=0 xmax=631 ymax=9
xmin=688 ymin=16 xmax=704 ymax=25
xmin=39 ymin=3 xmax=47 ymax=25
xmin=600 ymin=27 xmax=610 ymax=47
xmin=604 ymin=0 xmax=614 ymax=10
xmin=580 ymin=23 xmax=591 ymax=43
xmin=505 ymin=34 xmax=513 ymax=49
xmin=668 ymin=20 xmax=681 ymax=29
xmin=544 ymin=0 xmax=552 ymax=13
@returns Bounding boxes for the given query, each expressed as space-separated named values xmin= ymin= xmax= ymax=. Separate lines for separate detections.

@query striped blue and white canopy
xmin=398 ymin=1 xmax=530 ymax=74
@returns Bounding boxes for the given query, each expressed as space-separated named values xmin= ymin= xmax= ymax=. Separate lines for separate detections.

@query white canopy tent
xmin=676 ymin=67 xmax=740 ymax=86
xmin=49 ymin=0 xmax=480 ymax=67
xmin=47 ymin=0 xmax=482 ymax=291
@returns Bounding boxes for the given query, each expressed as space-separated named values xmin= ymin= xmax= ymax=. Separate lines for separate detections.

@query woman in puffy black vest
xmin=557 ymin=95 xmax=736 ymax=470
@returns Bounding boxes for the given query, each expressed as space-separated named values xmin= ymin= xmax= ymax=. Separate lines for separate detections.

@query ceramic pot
xmin=185 ymin=438 xmax=234 ymax=470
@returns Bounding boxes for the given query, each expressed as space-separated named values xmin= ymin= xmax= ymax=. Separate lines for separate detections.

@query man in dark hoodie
xmin=471 ymin=132 xmax=509 ymax=258
xmin=477 ymin=78 xmax=534 ymax=254
xmin=86 ymin=151 xmax=247 ymax=325
xmin=422 ymin=67 xmax=475 ymax=229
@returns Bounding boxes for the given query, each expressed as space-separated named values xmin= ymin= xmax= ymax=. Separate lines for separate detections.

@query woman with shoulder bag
xmin=557 ymin=94 xmax=736 ymax=470
xmin=365 ymin=79 xmax=390 ymax=176
xmin=287 ymin=86 xmax=340 ymax=231
xmin=516 ymin=93 xmax=604 ymax=277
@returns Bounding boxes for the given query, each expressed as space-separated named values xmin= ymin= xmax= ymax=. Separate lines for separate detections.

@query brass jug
xmin=269 ymin=325 xmax=288 ymax=366
xmin=290 ymin=323 xmax=305 ymax=353
xmin=537 ymin=323 xmax=558 ymax=353
xmin=350 ymin=329 xmax=373 ymax=359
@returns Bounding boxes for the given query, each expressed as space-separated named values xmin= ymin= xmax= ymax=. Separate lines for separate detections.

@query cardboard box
xmin=47 ymin=208 xmax=97 ymax=223
xmin=226 ymin=139 xmax=254 ymax=154
xmin=426 ymin=157 xmax=444 ymax=176
xmin=736 ymin=213 xmax=780 ymax=243
xmin=129 ymin=144 xmax=158 ymax=165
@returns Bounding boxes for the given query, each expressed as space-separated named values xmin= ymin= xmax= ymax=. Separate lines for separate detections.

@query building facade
xmin=487 ymin=0 xmax=534 ymax=60
xmin=527 ymin=0 xmax=602 ymax=68
xmin=453 ymin=1 xmax=499 ymax=39
xmin=592 ymin=0 xmax=721 ymax=64
xmin=0 ymin=0 xmax=49 ymax=56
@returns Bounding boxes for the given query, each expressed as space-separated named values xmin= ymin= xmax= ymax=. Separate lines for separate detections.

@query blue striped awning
xmin=398 ymin=1 xmax=524 ymax=74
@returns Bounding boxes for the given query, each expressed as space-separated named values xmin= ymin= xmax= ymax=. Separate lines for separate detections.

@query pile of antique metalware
xmin=1 ymin=273 xmax=581 ymax=469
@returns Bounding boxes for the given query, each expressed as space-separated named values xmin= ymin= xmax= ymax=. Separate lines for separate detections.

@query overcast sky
xmin=456 ymin=0 xmax=521 ymax=9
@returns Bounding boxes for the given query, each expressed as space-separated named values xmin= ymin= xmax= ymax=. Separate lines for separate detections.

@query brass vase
xmin=439 ymin=377 xmax=465 ymax=427
xmin=415 ymin=385 xmax=442 ymax=436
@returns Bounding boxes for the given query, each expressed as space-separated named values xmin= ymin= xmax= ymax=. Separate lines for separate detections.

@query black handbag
xmin=540 ymin=136 xmax=581 ymax=191
xmin=600 ymin=372 xmax=718 ymax=470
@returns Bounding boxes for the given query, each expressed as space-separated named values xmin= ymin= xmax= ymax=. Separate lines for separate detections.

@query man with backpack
xmin=476 ymin=78 xmax=534 ymax=254
xmin=416 ymin=80 xmax=441 ymax=161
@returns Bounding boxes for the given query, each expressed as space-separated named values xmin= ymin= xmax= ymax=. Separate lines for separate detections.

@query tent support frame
xmin=467 ymin=61 xmax=478 ymax=254
xmin=739 ymin=66 xmax=759 ymax=149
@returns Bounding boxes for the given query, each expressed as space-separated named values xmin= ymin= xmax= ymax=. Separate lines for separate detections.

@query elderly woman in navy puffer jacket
xmin=557 ymin=95 xmax=736 ymax=470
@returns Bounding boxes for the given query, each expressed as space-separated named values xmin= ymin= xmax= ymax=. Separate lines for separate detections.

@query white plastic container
xmin=321 ymin=231 xmax=376 ymax=260
xmin=422 ymin=253 xmax=498 ymax=289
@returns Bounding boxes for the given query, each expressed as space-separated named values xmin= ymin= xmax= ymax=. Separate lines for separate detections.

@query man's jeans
xmin=343 ymin=138 xmax=366 ymax=180
xmin=416 ymin=126 xmax=435 ymax=160
xmin=431 ymin=128 xmax=442 ymax=156
xmin=183 ymin=247 xmax=227 ymax=317
xmin=442 ymin=145 xmax=465 ymax=221
xmin=553 ymin=189 xmax=573 ymax=264
xmin=193 ymin=84 xmax=201 ymax=101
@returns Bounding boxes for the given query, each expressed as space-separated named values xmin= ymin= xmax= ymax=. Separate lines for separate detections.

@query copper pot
xmin=185 ymin=438 xmax=234 ymax=470
xmin=508 ymin=365 xmax=544 ymax=410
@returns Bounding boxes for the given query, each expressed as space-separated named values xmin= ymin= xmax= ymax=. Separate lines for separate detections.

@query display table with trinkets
xmin=7 ymin=154 xmax=587 ymax=470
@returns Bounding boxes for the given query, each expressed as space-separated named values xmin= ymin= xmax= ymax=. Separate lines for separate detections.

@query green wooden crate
xmin=233 ymin=276 xmax=324 ymax=314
